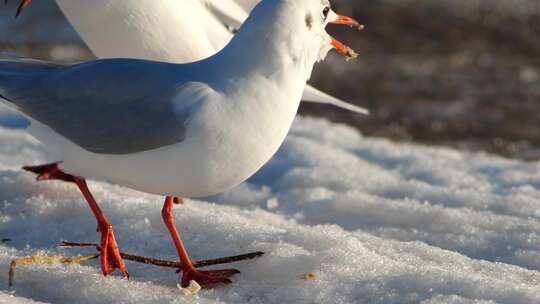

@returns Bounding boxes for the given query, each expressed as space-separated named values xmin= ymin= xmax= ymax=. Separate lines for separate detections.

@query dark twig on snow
xmin=58 ymin=241 xmax=264 ymax=269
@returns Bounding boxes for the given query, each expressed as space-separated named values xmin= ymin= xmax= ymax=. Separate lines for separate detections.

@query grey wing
xmin=0 ymin=58 xmax=206 ymax=154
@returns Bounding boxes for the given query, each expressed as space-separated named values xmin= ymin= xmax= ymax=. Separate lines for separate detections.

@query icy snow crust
xmin=1 ymin=117 xmax=540 ymax=303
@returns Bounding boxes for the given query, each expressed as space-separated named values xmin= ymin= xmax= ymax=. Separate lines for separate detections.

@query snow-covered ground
xmin=0 ymin=115 xmax=540 ymax=303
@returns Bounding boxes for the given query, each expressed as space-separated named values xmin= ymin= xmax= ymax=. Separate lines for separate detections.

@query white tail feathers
xmin=302 ymin=85 xmax=369 ymax=115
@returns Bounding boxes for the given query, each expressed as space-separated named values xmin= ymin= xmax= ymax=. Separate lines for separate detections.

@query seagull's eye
xmin=322 ymin=7 xmax=330 ymax=20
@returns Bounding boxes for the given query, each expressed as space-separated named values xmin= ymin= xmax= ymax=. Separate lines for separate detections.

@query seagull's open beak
xmin=327 ymin=11 xmax=364 ymax=60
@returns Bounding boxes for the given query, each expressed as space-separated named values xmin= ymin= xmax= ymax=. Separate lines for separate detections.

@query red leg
xmin=162 ymin=196 xmax=239 ymax=288
xmin=23 ymin=163 xmax=129 ymax=278
xmin=74 ymin=178 xmax=128 ymax=277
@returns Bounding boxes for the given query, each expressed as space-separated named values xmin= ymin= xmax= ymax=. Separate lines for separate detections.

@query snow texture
xmin=0 ymin=116 xmax=540 ymax=303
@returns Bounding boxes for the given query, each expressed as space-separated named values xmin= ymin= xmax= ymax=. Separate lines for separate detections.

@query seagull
xmin=8 ymin=0 xmax=369 ymax=115
xmin=0 ymin=0 xmax=362 ymax=287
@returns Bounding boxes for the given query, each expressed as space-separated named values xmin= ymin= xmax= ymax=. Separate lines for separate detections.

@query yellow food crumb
xmin=303 ymin=272 xmax=319 ymax=281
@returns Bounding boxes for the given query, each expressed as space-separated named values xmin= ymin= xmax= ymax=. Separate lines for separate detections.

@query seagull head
xmin=220 ymin=0 xmax=363 ymax=81
xmin=212 ymin=0 xmax=364 ymax=90
xmin=265 ymin=0 xmax=363 ymax=62
xmin=301 ymin=0 xmax=363 ymax=61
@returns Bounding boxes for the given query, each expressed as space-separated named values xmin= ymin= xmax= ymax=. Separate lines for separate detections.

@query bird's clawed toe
xmin=181 ymin=267 xmax=240 ymax=288
xmin=99 ymin=224 xmax=129 ymax=278
xmin=23 ymin=163 xmax=76 ymax=183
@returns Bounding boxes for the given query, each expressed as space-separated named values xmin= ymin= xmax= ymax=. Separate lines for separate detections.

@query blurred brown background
xmin=1 ymin=0 xmax=539 ymax=159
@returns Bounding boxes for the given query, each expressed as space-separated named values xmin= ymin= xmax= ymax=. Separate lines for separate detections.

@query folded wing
xmin=0 ymin=58 xmax=206 ymax=155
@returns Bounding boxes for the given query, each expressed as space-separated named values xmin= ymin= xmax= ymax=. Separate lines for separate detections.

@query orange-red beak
xmin=328 ymin=13 xmax=364 ymax=60
xmin=331 ymin=15 xmax=365 ymax=31
xmin=331 ymin=38 xmax=358 ymax=60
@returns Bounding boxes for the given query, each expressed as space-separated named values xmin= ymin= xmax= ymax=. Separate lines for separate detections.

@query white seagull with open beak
xmin=0 ymin=0 xmax=363 ymax=288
